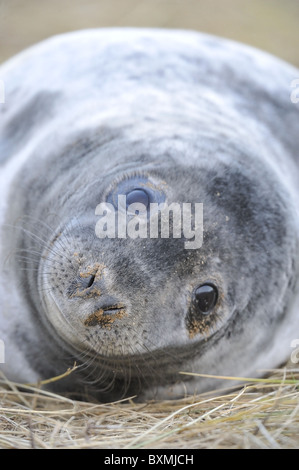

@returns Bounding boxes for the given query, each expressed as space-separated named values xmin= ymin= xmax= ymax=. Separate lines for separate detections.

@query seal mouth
xmin=101 ymin=304 xmax=126 ymax=314
xmin=84 ymin=303 xmax=127 ymax=328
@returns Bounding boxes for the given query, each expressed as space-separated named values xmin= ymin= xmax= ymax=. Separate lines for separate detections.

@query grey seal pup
xmin=0 ymin=28 xmax=299 ymax=401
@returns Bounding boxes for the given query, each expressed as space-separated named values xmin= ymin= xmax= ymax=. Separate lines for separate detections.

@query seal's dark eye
xmin=126 ymin=189 xmax=149 ymax=208
xmin=194 ymin=284 xmax=218 ymax=314
xmin=106 ymin=177 xmax=165 ymax=210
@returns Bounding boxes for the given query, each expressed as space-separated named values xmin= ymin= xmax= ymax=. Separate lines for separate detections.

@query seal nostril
xmin=86 ymin=274 xmax=96 ymax=288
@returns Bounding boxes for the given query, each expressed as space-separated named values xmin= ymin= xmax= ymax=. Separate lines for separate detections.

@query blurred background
xmin=0 ymin=0 xmax=298 ymax=66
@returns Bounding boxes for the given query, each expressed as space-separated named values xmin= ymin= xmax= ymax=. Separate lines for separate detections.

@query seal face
xmin=0 ymin=28 xmax=299 ymax=401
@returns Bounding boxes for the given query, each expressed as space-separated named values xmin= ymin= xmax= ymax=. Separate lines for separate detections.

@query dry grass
xmin=1 ymin=366 xmax=299 ymax=449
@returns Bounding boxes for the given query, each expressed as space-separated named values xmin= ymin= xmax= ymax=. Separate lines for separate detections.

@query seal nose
xmin=67 ymin=262 xmax=127 ymax=327
xmin=80 ymin=274 xmax=96 ymax=289
xmin=68 ymin=262 xmax=106 ymax=299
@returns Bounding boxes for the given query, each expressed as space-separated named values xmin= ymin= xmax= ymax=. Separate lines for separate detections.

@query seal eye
xmin=194 ymin=284 xmax=218 ymax=314
xmin=126 ymin=189 xmax=149 ymax=208
xmin=106 ymin=176 xmax=166 ymax=212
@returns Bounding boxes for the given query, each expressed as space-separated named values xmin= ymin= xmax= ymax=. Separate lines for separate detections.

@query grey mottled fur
xmin=0 ymin=29 xmax=299 ymax=401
